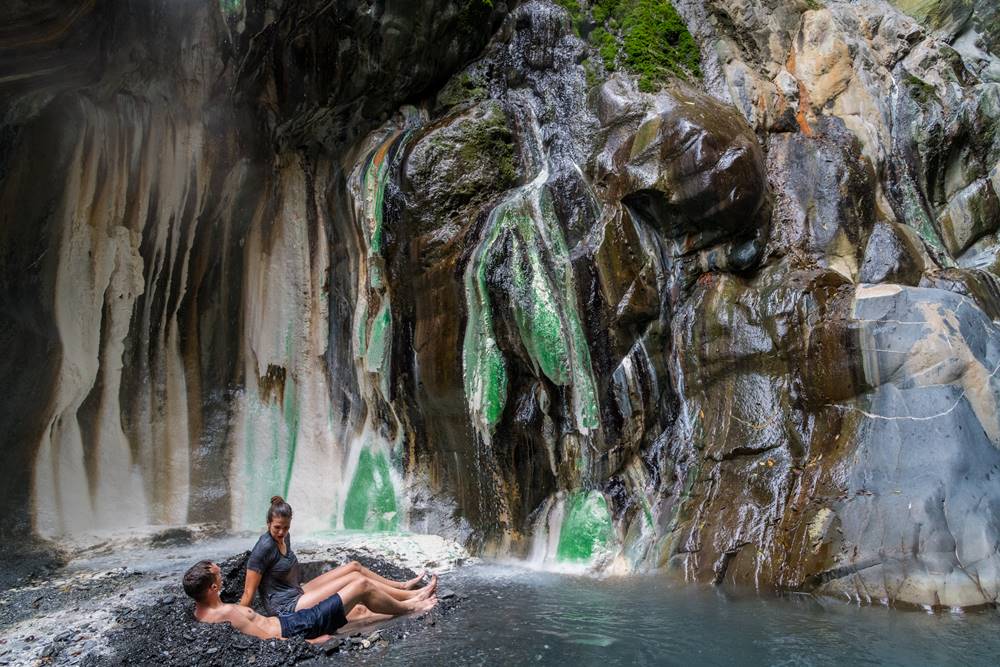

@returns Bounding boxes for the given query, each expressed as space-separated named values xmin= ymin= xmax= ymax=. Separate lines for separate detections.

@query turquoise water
xmin=353 ymin=563 xmax=1000 ymax=666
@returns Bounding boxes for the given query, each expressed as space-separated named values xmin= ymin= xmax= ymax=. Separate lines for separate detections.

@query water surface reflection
xmin=351 ymin=563 xmax=1000 ymax=666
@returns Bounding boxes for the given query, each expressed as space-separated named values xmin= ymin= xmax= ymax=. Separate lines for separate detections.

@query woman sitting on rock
xmin=239 ymin=496 xmax=434 ymax=616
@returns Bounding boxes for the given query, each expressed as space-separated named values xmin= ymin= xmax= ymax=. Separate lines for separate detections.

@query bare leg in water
xmin=302 ymin=561 xmax=424 ymax=592
xmin=296 ymin=570 xmax=437 ymax=611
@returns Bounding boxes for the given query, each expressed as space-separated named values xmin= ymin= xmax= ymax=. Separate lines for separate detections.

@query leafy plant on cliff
xmin=554 ymin=0 xmax=701 ymax=91
xmin=621 ymin=0 xmax=701 ymax=90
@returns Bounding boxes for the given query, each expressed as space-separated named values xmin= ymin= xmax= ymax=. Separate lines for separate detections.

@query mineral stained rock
xmin=2 ymin=0 xmax=1000 ymax=609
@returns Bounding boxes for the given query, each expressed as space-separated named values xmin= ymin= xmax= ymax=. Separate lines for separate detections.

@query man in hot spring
xmin=181 ymin=560 xmax=437 ymax=643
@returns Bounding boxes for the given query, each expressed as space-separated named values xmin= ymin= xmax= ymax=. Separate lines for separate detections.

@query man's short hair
xmin=182 ymin=560 xmax=215 ymax=601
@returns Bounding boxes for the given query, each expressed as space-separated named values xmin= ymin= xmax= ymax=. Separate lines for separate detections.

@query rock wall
xmin=0 ymin=0 xmax=505 ymax=538
xmin=2 ymin=0 xmax=1000 ymax=609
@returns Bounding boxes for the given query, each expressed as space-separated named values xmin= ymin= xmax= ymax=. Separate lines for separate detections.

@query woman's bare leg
xmin=337 ymin=578 xmax=437 ymax=618
xmin=302 ymin=561 xmax=423 ymax=591
xmin=296 ymin=571 xmax=437 ymax=611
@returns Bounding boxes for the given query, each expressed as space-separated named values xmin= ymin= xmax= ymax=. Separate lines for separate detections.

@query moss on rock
xmin=555 ymin=0 xmax=701 ymax=92
xmin=435 ymin=70 xmax=488 ymax=114
xmin=457 ymin=107 xmax=518 ymax=188
xmin=403 ymin=101 xmax=519 ymax=230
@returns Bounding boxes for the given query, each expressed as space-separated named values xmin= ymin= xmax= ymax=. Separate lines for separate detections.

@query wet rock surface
xmin=3 ymin=0 xmax=1000 ymax=616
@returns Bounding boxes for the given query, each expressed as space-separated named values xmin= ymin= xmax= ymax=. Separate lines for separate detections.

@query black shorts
xmin=277 ymin=594 xmax=349 ymax=639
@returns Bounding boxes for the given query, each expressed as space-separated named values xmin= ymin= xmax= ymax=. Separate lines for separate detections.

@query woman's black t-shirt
xmin=247 ymin=533 xmax=304 ymax=615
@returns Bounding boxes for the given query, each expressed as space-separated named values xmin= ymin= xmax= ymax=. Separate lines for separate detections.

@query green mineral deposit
xmin=219 ymin=0 xmax=243 ymax=15
xmin=365 ymin=299 xmax=392 ymax=374
xmin=462 ymin=185 xmax=599 ymax=437
xmin=557 ymin=491 xmax=614 ymax=561
xmin=642 ymin=497 xmax=654 ymax=528
xmin=362 ymin=145 xmax=390 ymax=256
xmin=463 ymin=206 xmax=510 ymax=433
xmin=343 ymin=446 xmax=400 ymax=531
xmin=510 ymin=230 xmax=572 ymax=385
xmin=355 ymin=298 xmax=369 ymax=360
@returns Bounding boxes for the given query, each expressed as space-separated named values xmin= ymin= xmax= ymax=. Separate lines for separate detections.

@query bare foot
xmin=415 ymin=575 xmax=438 ymax=600
xmin=346 ymin=604 xmax=370 ymax=622
xmin=403 ymin=571 xmax=426 ymax=590
xmin=409 ymin=596 xmax=437 ymax=613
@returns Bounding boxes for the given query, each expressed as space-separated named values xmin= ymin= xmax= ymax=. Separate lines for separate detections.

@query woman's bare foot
xmin=409 ymin=596 xmax=438 ymax=613
xmin=403 ymin=571 xmax=426 ymax=590
xmin=414 ymin=575 xmax=438 ymax=600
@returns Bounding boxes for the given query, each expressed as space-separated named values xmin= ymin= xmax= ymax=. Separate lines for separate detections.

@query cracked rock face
xmin=2 ymin=0 xmax=1000 ymax=610
xmin=824 ymin=285 xmax=1000 ymax=608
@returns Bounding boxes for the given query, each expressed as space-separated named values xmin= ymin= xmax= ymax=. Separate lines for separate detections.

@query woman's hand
xmin=240 ymin=569 xmax=262 ymax=608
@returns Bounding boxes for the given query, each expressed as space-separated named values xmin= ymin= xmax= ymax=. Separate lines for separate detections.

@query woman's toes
xmin=404 ymin=571 xmax=426 ymax=590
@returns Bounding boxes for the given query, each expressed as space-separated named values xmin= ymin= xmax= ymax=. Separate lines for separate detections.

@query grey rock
xmin=816 ymin=285 xmax=1000 ymax=607
xmin=766 ymin=117 xmax=876 ymax=277
xmin=859 ymin=221 xmax=926 ymax=285
xmin=938 ymin=177 xmax=1000 ymax=257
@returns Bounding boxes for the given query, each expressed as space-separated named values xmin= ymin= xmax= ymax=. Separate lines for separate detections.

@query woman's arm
xmin=240 ymin=569 xmax=262 ymax=607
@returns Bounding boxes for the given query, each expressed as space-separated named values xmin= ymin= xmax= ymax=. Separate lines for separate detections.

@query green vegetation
xmin=620 ymin=0 xmax=702 ymax=90
xmin=590 ymin=27 xmax=619 ymax=69
xmin=414 ymin=102 xmax=518 ymax=222
xmin=555 ymin=0 xmax=700 ymax=91
xmin=556 ymin=0 xmax=586 ymax=30
xmin=436 ymin=71 xmax=488 ymax=111
xmin=903 ymin=72 xmax=939 ymax=105
xmin=458 ymin=105 xmax=518 ymax=191
xmin=891 ymin=0 xmax=973 ymax=31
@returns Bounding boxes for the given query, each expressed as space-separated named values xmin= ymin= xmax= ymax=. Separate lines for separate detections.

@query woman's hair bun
xmin=267 ymin=495 xmax=293 ymax=523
